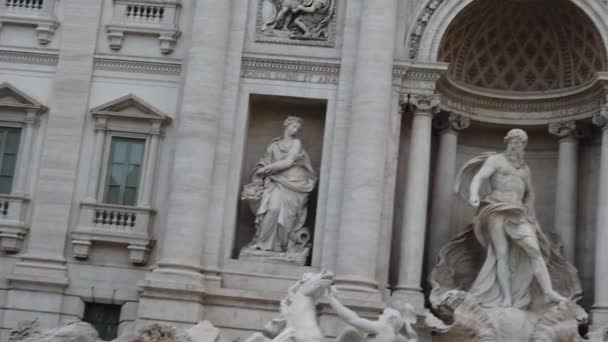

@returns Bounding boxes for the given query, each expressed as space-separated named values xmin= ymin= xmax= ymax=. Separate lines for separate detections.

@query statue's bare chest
xmin=491 ymin=161 xmax=527 ymax=190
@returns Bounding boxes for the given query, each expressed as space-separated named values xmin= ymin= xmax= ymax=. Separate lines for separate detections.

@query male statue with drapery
xmin=240 ymin=116 xmax=317 ymax=265
xmin=425 ymin=128 xmax=586 ymax=340
xmin=453 ymin=128 xmax=567 ymax=308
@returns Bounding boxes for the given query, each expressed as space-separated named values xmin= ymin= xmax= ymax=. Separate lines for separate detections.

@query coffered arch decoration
xmin=406 ymin=0 xmax=608 ymax=125
xmin=438 ymin=0 xmax=607 ymax=93
xmin=408 ymin=0 xmax=608 ymax=63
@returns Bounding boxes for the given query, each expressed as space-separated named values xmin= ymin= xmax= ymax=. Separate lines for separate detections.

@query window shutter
xmin=104 ymin=137 xmax=145 ymax=206
xmin=0 ymin=128 xmax=21 ymax=194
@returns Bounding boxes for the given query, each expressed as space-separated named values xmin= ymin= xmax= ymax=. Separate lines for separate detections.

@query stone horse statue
xmin=244 ymin=270 xmax=334 ymax=342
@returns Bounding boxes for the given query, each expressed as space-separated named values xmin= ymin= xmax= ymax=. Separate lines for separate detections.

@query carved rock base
xmin=426 ymin=290 xmax=597 ymax=342
xmin=239 ymin=247 xmax=310 ymax=266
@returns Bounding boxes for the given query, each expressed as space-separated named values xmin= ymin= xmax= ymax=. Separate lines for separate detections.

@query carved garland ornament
xmin=409 ymin=0 xmax=446 ymax=59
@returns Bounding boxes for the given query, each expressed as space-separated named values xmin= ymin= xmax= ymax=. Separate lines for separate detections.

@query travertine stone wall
xmin=0 ymin=0 xmax=607 ymax=340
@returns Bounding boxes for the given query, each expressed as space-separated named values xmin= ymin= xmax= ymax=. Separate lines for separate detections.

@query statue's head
xmin=379 ymin=308 xmax=405 ymax=332
xmin=291 ymin=270 xmax=334 ymax=299
xmin=284 ymin=116 xmax=303 ymax=137
xmin=504 ymin=128 xmax=528 ymax=155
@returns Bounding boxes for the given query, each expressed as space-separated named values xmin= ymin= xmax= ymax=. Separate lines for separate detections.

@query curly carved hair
xmin=284 ymin=116 xmax=303 ymax=128
xmin=504 ymin=128 xmax=528 ymax=144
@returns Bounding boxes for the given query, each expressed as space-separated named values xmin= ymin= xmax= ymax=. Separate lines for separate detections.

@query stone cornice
xmin=94 ymin=58 xmax=182 ymax=75
xmin=0 ymin=50 xmax=58 ymax=66
xmin=437 ymin=77 xmax=606 ymax=125
xmin=241 ymin=56 xmax=340 ymax=84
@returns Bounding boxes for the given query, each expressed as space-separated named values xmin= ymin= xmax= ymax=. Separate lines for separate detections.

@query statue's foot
xmin=545 ymin=290 xmax=568 ymax=304
xmin=499 ymin=297 xmax=513 ymax=307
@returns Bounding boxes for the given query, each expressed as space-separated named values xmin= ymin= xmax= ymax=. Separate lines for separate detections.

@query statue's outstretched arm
xmin=328 ymin=291 xmax=379 ymax=334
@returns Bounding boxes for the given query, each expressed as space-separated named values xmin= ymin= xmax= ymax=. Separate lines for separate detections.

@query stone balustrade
xmin=71 ymin=201 xmax=155 ymax=265
xmin=0 ymin=0 xmax=58 ymax=44
xmin=0 ymin=194 xmax=29 ymax=253
xmin=126 ymin=4 xmax=165 ymax=24
xmin=107 ymin=0 xmax=181 ymax=54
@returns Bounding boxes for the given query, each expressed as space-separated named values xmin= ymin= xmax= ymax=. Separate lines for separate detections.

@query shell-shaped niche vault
xmin=435 ymin=0 xmax=608 ymax=125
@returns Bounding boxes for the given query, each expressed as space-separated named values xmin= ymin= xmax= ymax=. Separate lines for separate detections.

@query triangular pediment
xmin=0 ymin=82 xmax=46 ymax=111
xmin=91 ymin=94 xmax=170 ymax=123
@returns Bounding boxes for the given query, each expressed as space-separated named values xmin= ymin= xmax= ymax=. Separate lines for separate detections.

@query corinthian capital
xmin=548 ymin=121 xmax=577 ymax=139
xmin=407 ymin=94 xmax=440 ymax=116
xmin=593 ymin=105 xmax=608 ymax=129
xmin=433 ymin=113 xmax=470 ymax=133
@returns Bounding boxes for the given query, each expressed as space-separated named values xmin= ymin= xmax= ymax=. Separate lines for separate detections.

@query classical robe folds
xmin=241 ymin=117 xmax=318 ymax=257
xmin=448 ymin=152 xmax=580 ymax=310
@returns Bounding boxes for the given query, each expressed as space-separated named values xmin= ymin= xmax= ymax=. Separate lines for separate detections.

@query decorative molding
xmin=241 ymin=56 xmax=340 ymax=84
xmin=0 ymin=50 xmax=58 ymax=66
xmin=255 ymin=0 xmax=337 ymax=47
xmin=409 ymin=0 xmax=446 ymax=59
xmin=91 ymin=93 xmax=171 ymax=132
xmin=94 ymin=58 xmax=182 ymax=75
xmin=437 ymin=77 xmax=606 ymax=124
xmin=392 ymin=65 xmax=409 ymax=81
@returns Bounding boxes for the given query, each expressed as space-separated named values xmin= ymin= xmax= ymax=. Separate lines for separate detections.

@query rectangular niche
xmin=233 ymin=94 xmax=327 ymax=267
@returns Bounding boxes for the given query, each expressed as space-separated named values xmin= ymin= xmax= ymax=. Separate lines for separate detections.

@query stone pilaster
xmin=12 ymin=110 xmax=38 ymax=196
xmin=9 ymin=0 xmax=103 ymax=288
xmin=592 ymin=107 xmax=608 ymax=327
xmin=334 ymin=0 xmax=398 ymax=297
xmin=394 ymin=94 xmax=440 ymax=309
xmin=548 ymin=121 xmax=582 ymax=262
xmin=4 ymin=0 xmax=103 ymax=332
xmin=139 ymin=126 xmax=160 ymax=208
xmin=84 ymin=117 xmax=107 ymax=202
xmin=137 ymin=0 xmax=232 ymax=325
xmin=427 ymin=113 xmax=470 ymax=272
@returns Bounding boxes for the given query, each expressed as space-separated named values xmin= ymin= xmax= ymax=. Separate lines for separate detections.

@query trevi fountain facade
xmin=0 ymin=0 xmax=608 ymax=341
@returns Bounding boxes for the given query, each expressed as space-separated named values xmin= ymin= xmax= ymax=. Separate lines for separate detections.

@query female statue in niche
xmin=241 ymin=116 xmax=317 ymax=261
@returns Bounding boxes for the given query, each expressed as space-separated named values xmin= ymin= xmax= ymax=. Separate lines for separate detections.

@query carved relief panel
xmin=255 ymin=0 xmax=337 ymax=47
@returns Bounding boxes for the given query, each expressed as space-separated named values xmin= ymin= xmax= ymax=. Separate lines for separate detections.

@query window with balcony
xmin=0 ymin=83 xmax=46 ymax=254
xmin=71 ymin=94 xmax=171 ymax=265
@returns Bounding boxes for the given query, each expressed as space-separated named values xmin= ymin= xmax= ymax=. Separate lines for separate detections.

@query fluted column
xmin=395 ymin=95 xmax=440 ymax=308
xmin=334 ymin=0 xmax=398 ymax=295
xmin=592 ymin=108 xmax=608 ymax=326
xmin=548 ymin=121 xmax=580 ymax=262
xmin=427 ymin=113 xmax=470 ymax=271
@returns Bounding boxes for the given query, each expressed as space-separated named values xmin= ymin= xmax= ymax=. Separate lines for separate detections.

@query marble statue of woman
xmin=454 ymin=128 xmax=567 ymax=308
xmin=241 ymin=116 xmax=317 ymax=255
